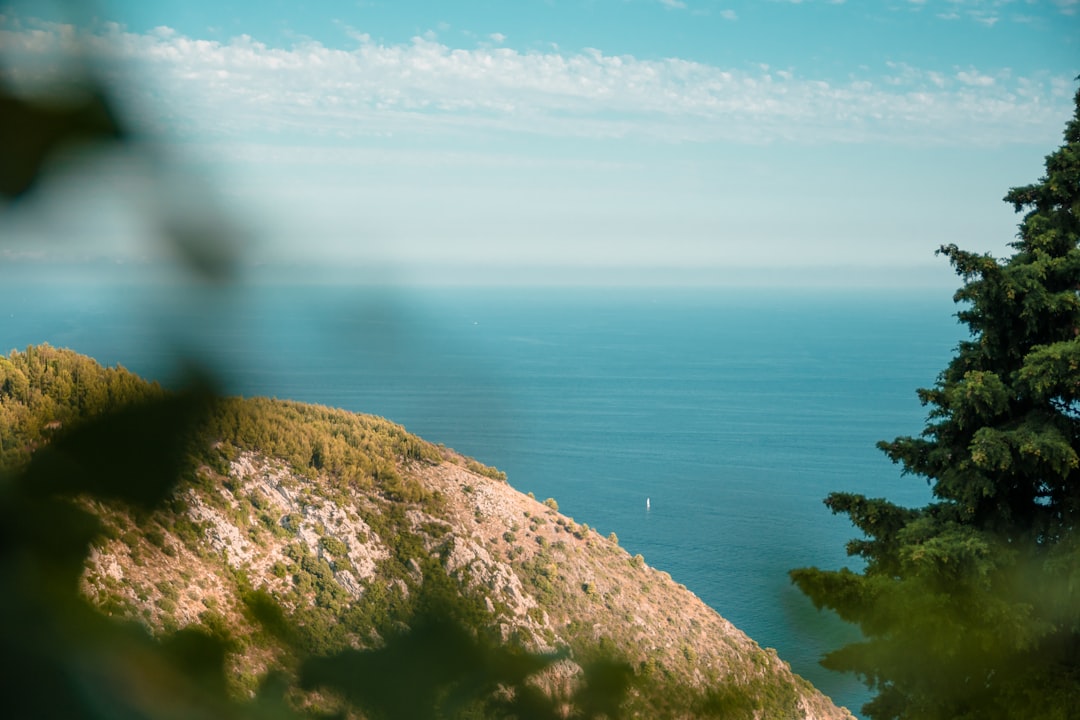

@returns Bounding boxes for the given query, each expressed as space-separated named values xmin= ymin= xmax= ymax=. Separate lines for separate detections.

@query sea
xmin=0 ymin=274 xmax=965 ymax=717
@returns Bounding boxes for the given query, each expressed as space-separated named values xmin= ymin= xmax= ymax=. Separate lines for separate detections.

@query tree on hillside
xmin=791 ymin=84 xmax=1080 ymax=720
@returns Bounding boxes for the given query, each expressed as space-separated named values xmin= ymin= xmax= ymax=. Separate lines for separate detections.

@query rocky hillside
xmin=0 ymin=345 xmax=853 ymax=719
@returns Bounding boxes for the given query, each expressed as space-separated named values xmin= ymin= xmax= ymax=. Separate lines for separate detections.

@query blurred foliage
xmin=0 ymin=11 xmax=624 ymax=718
xmin=0 ymin=380 xmax=287 ymax=719
xmin=0 ymin=6 xmax=649 ymax=717
xmin=0 ymin=80 xmax=125 ymax=199
xmin=791 ymin=83 xmax=1080 ymax=720
xmin=1 ymin=8 xmax=836 ymax=720
xmin=0 ymin=5 xmax=238 ymax=281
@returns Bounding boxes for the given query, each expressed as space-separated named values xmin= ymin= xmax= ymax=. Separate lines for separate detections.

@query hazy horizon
xmin=1 ymin=0 xmax=1076 ymax=282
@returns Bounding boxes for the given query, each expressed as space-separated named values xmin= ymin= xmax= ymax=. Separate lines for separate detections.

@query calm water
xmin=0 ymin=278 xmax=964 ymax=716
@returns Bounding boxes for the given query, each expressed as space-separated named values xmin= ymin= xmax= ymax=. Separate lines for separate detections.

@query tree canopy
xmin=791 ymin=83 xmax=1080 ymax=720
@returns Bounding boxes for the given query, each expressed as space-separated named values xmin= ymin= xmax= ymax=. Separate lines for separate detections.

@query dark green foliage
xmin=300 ymin=603 xmax=642 ymax=720
xmin=791 ymin=84 xmax=1080 ymax=719
xmin=696 ymin=684 xmax=758 ymax=717
xmin=0 ymin=82 xmax=125 ymax=199
xmin=300 ymin=609 xmax=556 ymax=720
xmin=566 ymin=657 xmax=635 ymax=719
xmin=242 ymin=587 xmax=299 ymax=648
xmin=22 ymin=384 xmax=214 ymax=507
xmin=318 ymin=536 xmax=348 ymax=558
xmin=199 ymin=610 xmax=243 ymax=652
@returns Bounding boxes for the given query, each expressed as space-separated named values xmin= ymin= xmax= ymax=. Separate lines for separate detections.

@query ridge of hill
xmin=0 ymin=344 xmax=853 ymax=719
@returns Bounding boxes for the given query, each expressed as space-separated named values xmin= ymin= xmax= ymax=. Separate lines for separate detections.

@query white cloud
xmin=913 ymin=0 xmax=1079 ymax=24
xmin=0 ymin=19 xmax=1070 ymax=148
xmin=334 ymin=20 xmax=370 ymax=45
xmin=719 ymin=9 xmax=739 ymax=20
xmin=972 ymin=13 xmax=1000 ymax=26
xmin=489 ymin=32 xmax=506 ymax=44
xmin=956 ymin=68 xmax=996 ymax=86
xmin=660 ymin=0 xmax=688 ymax=8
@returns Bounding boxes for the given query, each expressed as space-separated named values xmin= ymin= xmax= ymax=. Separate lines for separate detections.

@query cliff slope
xmin=0 ymin=345 xmax=853 ymax=719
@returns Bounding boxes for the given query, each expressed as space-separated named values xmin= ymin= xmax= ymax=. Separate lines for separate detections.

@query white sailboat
xmin=646 ymin=497 xmax=650 ymax=511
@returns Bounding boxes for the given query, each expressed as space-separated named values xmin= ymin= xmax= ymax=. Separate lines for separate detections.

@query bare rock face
xmin=185 ymin=492 xmax=257 ymax=568
xmin=228 ymin=454 xmax=389 ymax=593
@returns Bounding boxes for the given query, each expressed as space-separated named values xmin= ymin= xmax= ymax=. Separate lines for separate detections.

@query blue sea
xmin=0 ymin=275 xmax=964 ymax=716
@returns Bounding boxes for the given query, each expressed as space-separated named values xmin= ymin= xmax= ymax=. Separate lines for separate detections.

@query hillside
xmin=0 ymin=345 xmax=853 ymax=719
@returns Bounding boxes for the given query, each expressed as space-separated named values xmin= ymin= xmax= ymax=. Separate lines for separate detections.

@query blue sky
xmin=1 ymin=0 xmax=1077 ymax=285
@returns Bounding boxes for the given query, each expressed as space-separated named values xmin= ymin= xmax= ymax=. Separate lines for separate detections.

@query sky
xmin=1 ymin=0 xmax=1077 ymax=285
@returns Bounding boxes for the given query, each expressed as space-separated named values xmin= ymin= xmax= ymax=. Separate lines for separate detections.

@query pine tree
xmin=791 ymin=84 xmax=1080 ymax=720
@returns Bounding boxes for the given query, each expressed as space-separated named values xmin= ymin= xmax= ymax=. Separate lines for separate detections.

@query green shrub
xmin=320 ymin=536 xmax=348 ymax=557
xmin=155 ymin=580 xmax=179 ymax=600
xmin=465 ymin=459 xmax=507 ymax=482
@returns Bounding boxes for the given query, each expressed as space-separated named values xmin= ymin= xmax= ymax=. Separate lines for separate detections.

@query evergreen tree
xmin=791 ymin=84 xmax=1080 ymax=720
